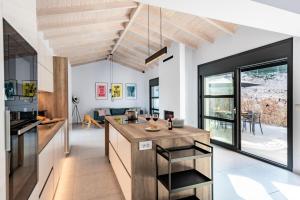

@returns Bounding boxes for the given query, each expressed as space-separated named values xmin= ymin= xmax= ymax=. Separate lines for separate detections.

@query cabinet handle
xmin=39 ymin=167 xmax=53 ymax=198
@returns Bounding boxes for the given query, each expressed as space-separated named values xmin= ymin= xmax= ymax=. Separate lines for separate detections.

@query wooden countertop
xmin=105 ymin=116 xmax=210 ymax=142
xmin=38 ymin=120 xmax=65 ymax=153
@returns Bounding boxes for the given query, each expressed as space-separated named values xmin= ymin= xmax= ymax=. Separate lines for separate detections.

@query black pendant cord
xmin=160 ymin=8 xmax=162 ymax=49
xmin=148 ymin=5 xmax=150 ymax=57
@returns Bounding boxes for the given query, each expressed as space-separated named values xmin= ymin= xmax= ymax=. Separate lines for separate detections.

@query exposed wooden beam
xmin=111 ymin=4 xmax=143 ymax=54
xmin=114 ymin=51 xmax=145 ymax=64
xmin=133 ymin=20 xmax=198 ymax=49
xmin=44 ymin=23 xmax=124 ymax=39
xmin=118 ymin=45 xmax=148 ymax=58
xmin=113 ymin=54 xmax=145 ymax=68
xmin=113 ymin=57 xmax=145 ymax=72
xmin=38 ymin=15 xmax=129 ymax=31
xmin=38 ymin=1 xmax=138 ymax=17
xmin=115 ymin=49 xmax=156 ymax=67
xmin=164 ymin=17 xmax=214 ymax=43
xmin=125 ymin=31 xmax=160 ymax=51
xmin=72 ymin=57 xmax=107 ymax=66
xmin=50 ymin=33 xmax=119 ymax=48
xmin=59 ymin=47 xmax=111 ymax=58
xmin=70 ymin=53 xmax=108 ymax=65
xmin=48 ymin=30 xmax=119 ymax=44
xmin=114 ymin=59 xmax=145 ymax=72
xmin=54 ymin=41 xmax=115 ymax=55
xmin=200 ymin=17 xmax=236 ymax=35
xmin=121 ymin=39 xmax=155 ymax=56
xmin=128 ymin=25 xmax=165 ymax=47
xmin=143 ymin=7 xmax=214 ymax=43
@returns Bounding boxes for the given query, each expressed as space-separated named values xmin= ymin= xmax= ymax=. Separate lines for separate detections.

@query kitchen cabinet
xmin=108 ymin=125 xmax=132 ymax=200
xmin=29 ymin=124 xmax=65 ymax=200
xmin=109 ymin=144 xmax=132 ymax=200
xmin=38 ymin=64 xmax=54 ymax=92
xmin=38 ymin=36 xmax=54 ymax=92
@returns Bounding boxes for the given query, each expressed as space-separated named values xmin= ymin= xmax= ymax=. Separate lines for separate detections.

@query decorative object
xmin=82 ymin=114 xmax=102 ymax=128
xmin=72 ymin=95 xmax=81 ymax=124
xmin=22 ymin=80 xmax=37 ymax=97
xmin=145 ymin=126 xmax=160 ymax=132
xmin=145 ymin=6 xmax=167 ymax=65
xmin=95 ymin=82 xmax=108 ymax=100
xmin=111 ymin=83 xmax=122 ymax=100
xmin=172 ymin=119 xmax=184 ymax=128
xmin=126 ymin=83 xmax=137 ymax=99
xmin=5 ymin=79 xmax=17 ymax=100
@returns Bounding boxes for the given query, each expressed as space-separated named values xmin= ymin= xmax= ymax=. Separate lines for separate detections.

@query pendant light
xmin=145 ymin=6 xmax=167 ymax=65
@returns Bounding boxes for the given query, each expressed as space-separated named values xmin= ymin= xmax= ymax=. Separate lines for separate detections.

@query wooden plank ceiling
xmin=37 ymin=0 xmax=238 ymax=72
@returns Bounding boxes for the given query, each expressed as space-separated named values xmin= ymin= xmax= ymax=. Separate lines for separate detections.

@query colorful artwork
xmin=22 ymin=80 xmax=37 ymax=97
xmin=5 ymin=79 xmax=17 ymax=100
xmin=111 ymin=83 xmax=123 ymax=100
xmin=95 ymin=82 xmax=108 ymax=100
xmin=126 ymin=83 xmax=137 ymax=100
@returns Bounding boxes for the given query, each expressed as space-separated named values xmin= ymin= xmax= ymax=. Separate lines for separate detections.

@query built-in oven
xmin=3 ymin=18 xmax=39 ymax=200
xmin=6 ymin=114 xmax=40 ymax=200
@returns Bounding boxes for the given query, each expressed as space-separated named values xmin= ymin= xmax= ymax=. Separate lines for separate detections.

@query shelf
xmin=157 ymin=169 xmax=212 ymax=193
xmin=176 ymin=195 xmax=200 ymax=200
xmin=157 ymin=145 xmax=212 ymax=163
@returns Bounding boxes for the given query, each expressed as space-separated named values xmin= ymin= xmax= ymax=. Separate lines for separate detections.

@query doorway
xmin=198 ymin=38 xmax=293 ymax=170
xmin=240 ymin=62 xmax=288 ymax=166
xmin=149 ymin=78 xmax=159 ymax=115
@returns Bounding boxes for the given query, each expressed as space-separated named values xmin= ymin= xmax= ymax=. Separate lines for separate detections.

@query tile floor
xmin=54 ymin=125 xmax=300 ymax=200
xmin=54 ymin=125 xmax=124 ymax=200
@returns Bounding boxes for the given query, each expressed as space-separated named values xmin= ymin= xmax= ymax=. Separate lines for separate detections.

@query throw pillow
xmin=98 ymin=109 xmax=106 ymax=116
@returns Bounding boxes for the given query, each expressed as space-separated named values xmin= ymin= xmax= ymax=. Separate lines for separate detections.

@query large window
xmin=198 ymin=38 xmax=293 ymax=170
xmin=149 ymin=78 xmax=159 ymax=115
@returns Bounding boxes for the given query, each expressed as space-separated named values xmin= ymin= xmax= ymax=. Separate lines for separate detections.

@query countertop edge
xmin=38 ymin=120 xmax=65 ymax=153
xmin=105 ymin=116 xmax=210 ymax=143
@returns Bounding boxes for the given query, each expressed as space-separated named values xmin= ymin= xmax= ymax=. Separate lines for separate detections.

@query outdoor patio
xmin=241 ymin=123 xmax=287 ymax=165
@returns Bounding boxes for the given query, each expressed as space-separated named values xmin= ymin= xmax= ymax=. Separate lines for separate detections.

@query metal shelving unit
xmin=156 ymin=140 xmax=213 ymax=200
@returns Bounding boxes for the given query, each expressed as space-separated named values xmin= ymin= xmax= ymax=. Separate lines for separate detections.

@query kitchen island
xmin=105 ymin=116 xmax=212 ymax=200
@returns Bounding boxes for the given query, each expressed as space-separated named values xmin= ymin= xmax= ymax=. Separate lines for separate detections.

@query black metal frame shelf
xmin=156 ymin=140 xmax=213 ymax=200
xmin=157 ymin=141 xmax=212 ymax=163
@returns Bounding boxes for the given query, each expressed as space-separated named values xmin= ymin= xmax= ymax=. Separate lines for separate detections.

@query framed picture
xmin=126 ymin=83 xmax=137 ymax=100
xmin=111 ymin=83 xmax=123 ymax=100
xmin=5 ymin=79 xmax=17 ymax=100
xmin=95 ymin=82 xmax=108 ymax=100
xmin=22 ymin=80 xmax=37 ymax=97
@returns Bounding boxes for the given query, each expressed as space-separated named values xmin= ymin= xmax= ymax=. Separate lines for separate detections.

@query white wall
xmin=3 ymin=0 xmax=37 ymax=49
xmin=71 ymin=60 xmax=146 ymax=121
xmin=159 ymin=43 xmax=182 ymax=119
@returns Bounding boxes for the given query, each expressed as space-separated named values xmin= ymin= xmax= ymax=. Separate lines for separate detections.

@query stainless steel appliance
xmin=4 ymin=19 xmax=39 ymax=200
xmin=126 ymin=110 xmax=138 ymax=121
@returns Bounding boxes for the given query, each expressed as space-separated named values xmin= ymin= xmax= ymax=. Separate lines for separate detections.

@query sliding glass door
xmin=202 ymin=72 xmax=236 ymax=147
xmin=198 ymin=39 xmax=293 ymax=170
xmin=240 ymin=62 xmax=288 ymax=166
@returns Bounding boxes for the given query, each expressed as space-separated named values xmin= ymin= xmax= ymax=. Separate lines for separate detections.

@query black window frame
xmin=149 ymin=78 xmax=159 ymax=115
xmin=198 ymin=38 xmax=293 ymax=171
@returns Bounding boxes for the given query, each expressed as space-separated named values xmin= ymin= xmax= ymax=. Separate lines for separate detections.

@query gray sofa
xmin=94 ymin=107 xmax=142 ymax=123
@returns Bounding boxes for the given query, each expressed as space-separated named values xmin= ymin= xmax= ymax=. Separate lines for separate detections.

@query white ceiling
xmin=137 ymin=0 xmax=300 ymax=37
xmin=252 ymin=0 xmax=300 ymax=14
